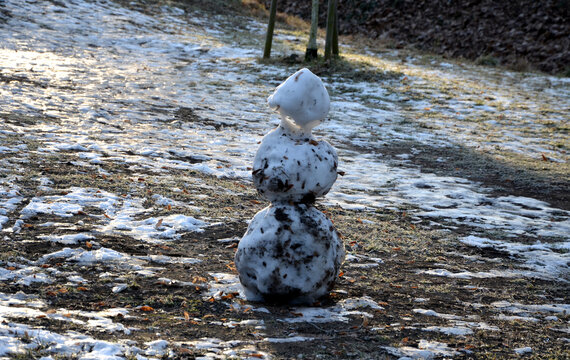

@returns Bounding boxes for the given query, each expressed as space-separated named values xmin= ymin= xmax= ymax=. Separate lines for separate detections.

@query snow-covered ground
xmin=0 ymin=0 xmax=568 ymax=358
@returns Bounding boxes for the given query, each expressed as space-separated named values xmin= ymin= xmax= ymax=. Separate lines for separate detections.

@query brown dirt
xmin=262 ymin=0 xmax=570 ymax=75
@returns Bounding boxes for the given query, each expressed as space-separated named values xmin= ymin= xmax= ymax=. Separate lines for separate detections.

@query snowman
xmin=235 ymin=68 xmax=345 ymax=304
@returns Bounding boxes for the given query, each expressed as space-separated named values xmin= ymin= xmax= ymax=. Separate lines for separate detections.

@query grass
xmin=1 ymin=1 xmax=568 ymax=359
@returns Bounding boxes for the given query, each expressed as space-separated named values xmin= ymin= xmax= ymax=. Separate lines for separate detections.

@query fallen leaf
xmin=183 ymin=311 xmax=190 ymax=321
xmin=77 ymin=286 xmax=88 ymax=292
xmin=192 ymin=276 xmax=207 ymax=283
xmin=541 ymin=153 xmax=549 ymax=161
xmin=221 ymin=292 xmax=239 ymax=300
xmin=139 ymin=305 xmax=154 ymax=312
xmin=155 ymin=218 xmax=163 ymax=229
xmin=85 ymin=241 xmax=93 ymax=249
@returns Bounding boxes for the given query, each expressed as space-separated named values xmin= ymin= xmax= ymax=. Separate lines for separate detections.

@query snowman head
xmin=267 ymin=68 xmax=330 ymax=134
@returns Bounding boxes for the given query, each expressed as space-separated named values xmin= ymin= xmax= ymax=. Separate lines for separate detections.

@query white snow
xmin=0 ymin=0 xmax=568 ymax=357
xmin=267 ymin=68 xmax=330 ymax=133
xmin=460 ymin=235 xmax=570 ymax=280
xmin=514 ymin=346 xmax=532 ymax=355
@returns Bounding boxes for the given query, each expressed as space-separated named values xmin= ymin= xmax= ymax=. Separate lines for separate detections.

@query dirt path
xmin=0 ymin=0 xmax=568 ymax=359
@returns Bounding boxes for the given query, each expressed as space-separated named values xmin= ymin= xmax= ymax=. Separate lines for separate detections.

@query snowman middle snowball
xmin=235 ymin=68 xmax=345 ymax=304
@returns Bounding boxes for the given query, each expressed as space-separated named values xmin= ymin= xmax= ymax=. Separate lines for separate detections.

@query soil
xmin=1 ymin=112 xmax=569 ymax=359
xmin=263 ymin=0 xmax=570 ymax=75
xmin=0 ymin=0 xmax=569 ymax=359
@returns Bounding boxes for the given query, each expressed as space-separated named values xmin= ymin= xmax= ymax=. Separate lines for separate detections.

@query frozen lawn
xmin=0 ymin=0 xmax=568 ymax=358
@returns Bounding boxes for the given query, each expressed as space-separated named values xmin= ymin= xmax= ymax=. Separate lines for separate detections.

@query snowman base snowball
xmin=235 ymin=204 xmax=344 ymax=304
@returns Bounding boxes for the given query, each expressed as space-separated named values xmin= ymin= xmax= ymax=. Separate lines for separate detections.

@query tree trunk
xmin=324 ymin=0 xmax=337 ymax=61
xmin=263 ymin=0 xmax=278 ymax=59
xmin=305 ymin=0 xmax=319 ymax=61
xmin=332 ymin=2 xmax=339 ymax=56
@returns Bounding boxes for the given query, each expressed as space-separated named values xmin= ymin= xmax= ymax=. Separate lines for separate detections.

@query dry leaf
xmin=155 ymin=218 xmax=163 ymax=229
xmin=139 ymin=305 xmax=154 ymax=312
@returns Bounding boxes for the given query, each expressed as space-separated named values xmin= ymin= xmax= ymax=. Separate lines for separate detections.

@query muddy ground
xmin=1 ymin=115 xmax=568 ymax=359
xmin=0 ymin=0 xmax=569 ymax=359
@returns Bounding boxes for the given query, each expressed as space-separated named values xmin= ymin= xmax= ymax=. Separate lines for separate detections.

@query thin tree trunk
xmin=332 ymin=2 xmax=339 ymax=56
xmin=263 ymin=0 xmax=278 ymax=59
xmin=324 ymin=0 xmax=337 ymax=61
xmin=305 ymin=0 xmax=319 ymax=61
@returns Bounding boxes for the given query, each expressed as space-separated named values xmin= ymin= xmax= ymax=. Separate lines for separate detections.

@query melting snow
xmin=0 ymin=0 xmax=568 ymax=358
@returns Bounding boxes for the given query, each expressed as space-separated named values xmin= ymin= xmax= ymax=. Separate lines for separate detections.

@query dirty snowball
xmin=252 ymin=125 xmax=338 ymax=203
xmin=235 ymin=204 xmax=344 ymax=303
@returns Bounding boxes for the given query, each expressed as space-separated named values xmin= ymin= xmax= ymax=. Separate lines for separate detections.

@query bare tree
xmin=263 ymin=0 xmax=278 ymax=59
xmin=305 ymin=0 xmax=319 ymax=61
xmin=324 ymin=0 xmax=338 ymax=61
